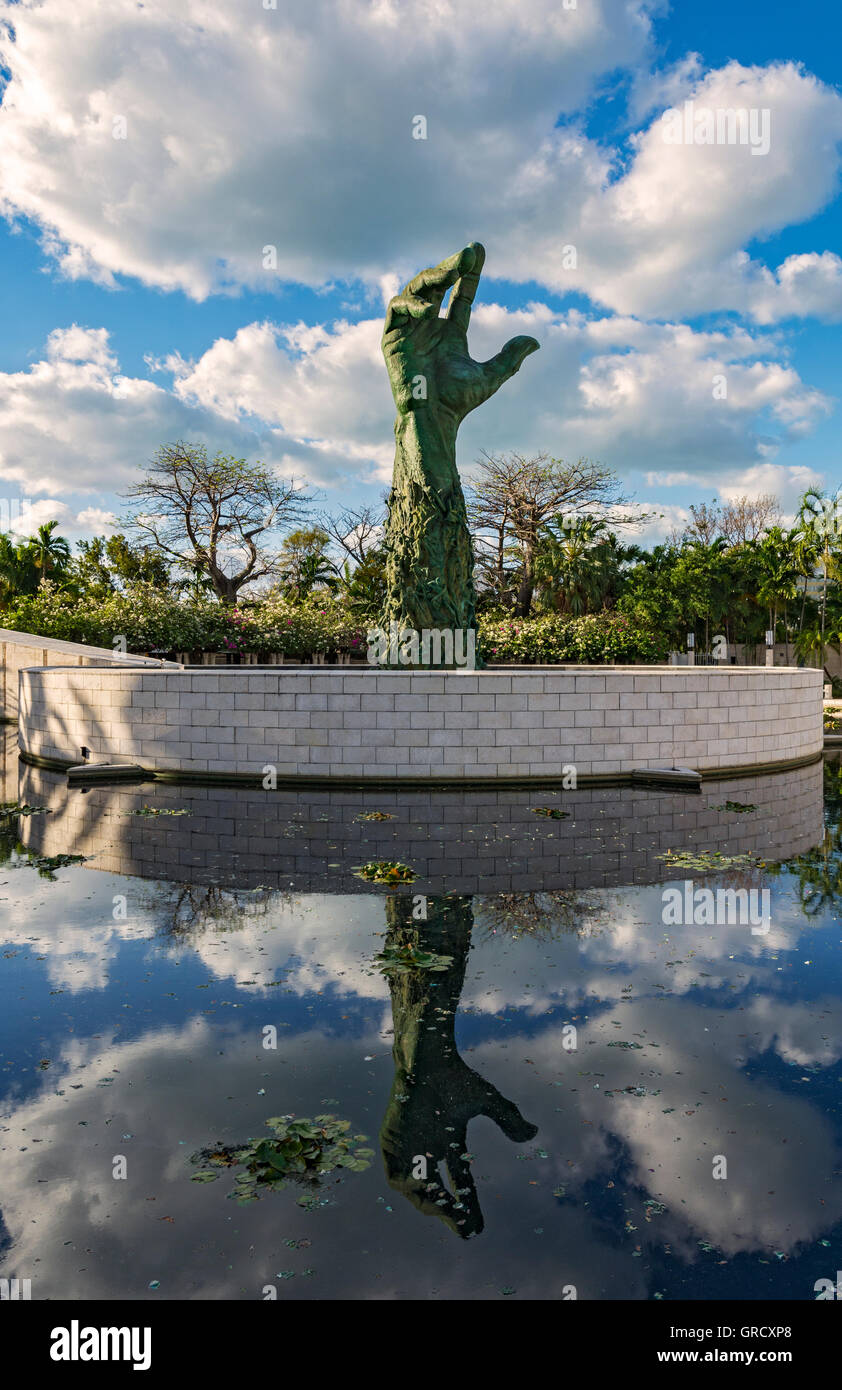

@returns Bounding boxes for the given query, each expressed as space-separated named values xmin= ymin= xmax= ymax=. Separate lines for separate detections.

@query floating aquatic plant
xmin=353 ymin=860 xmax=416 ymax=884
xmin=189 ymin=1114 xmax=374 ymax=1204
xmin=531 ymin=807 xmax=570 ymax=820
xmin=715 ymin=801 xmax=758 ymax=814
xmin=373 ymin=943 xmax=453 ymax=975
xmin=129 ymin=806 xmax=193 ymax=817
xmin=12 ymin=851 xmax=88 ymax=880
xmin=656 ymin=849 xmax=764 ymax=872
xmin=0 ymin=801 xmax=50 ymax=817
xmin=356 ymin=811 xmax=395 ymax=822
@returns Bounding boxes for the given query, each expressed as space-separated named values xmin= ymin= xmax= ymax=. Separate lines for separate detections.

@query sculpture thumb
xmin=482 ymin=335 xmax=540 ymax=392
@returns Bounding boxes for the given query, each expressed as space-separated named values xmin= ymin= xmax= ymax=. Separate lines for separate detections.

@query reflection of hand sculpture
xmin=382 ymin=243 xmax=539 ymax=634
xmin=379 ymin=895 xmax=538 ymax=1238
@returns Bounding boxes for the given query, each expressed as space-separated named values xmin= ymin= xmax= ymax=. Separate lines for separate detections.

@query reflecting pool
xmin=1 ymin=741 xmax=840 ymax=1300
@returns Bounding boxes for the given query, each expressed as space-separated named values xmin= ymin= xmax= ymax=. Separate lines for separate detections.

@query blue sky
xmin=0 ymin=0 xmax=841 ymax=547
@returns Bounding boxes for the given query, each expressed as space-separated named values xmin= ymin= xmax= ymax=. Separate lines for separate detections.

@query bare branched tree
xmin=673 ymin=494 xmax=781 ymax=548
xmin=465 ymin=451 xmax=632 ymax=617
xmin=122 ymin=441 xmax=311 ymax=604
xmin=720 ymin=493 xmax=781 ymax=546
xmin=320 ymin=502 xmax=387 ymax=565
xmin=681 ymin=500 xmax=722 ymax=546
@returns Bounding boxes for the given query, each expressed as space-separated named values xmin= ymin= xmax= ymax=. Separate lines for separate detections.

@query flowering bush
xmin=250 ymin=594 xmax=364 ymax=658
xmin=1 ymin=585 xmax=664 ymax=664
xmin=1 ymin=582 xmax=214 ymax=651
xmin=0 ymin=584 xmax=366 ymax=659
xmin=478 ymin=612 xmax=669 ymax=664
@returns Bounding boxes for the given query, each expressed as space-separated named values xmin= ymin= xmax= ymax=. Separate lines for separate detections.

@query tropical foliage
xmin=479 ymin=611 xmax=669 ymax=664
xmin=1 ymin=447 xmax=840 ymax=668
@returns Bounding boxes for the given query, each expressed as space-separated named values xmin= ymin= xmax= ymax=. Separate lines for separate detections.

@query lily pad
xmin=189 ymin=1113 xmax=372 ymax=1203
xmin=373 ymin=943 xmax=453 ymax=975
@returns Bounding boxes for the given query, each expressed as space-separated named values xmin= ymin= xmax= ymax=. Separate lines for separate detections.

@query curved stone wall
xmin=18 ymin=664 xmax=823 ymax=783
xmin=0 ymin=626 xmax=175 ymax=720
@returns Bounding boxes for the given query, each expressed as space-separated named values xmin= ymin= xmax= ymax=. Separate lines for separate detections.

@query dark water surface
xmin=1 ymin=744 xmax=841 ymax=1301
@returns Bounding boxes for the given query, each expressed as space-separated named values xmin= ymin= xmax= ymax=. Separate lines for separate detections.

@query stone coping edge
xmin=24 ymin=662 xmax=818 ymax=676
xmin=20 ymin=747 xmax=823 ymax=791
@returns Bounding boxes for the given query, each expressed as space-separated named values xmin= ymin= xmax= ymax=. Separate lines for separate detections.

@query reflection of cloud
xmin=0 ymin=1011 xmax=644 ymax=1299
xmin=742 ymin=995 xmax=842 ymax=1069
xmin=471 ymin=999 xmax=842 ymax=1259
xmin=466 ymin=882 xmax=830 ymax=1016
xmin=166 ymin=891 xmax=391 ymax=1004
xmin=1 ymin=866 xmax=840 ymax=1295
xmin=0 ymin=865 xmax=157 ymax=992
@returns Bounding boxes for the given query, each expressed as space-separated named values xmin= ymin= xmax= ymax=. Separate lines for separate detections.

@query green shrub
xmin=478 ymin=611 xmax=669 ymax=664
xmin=0 ymin=584 xmax=367 ymax=658
xmin=1 ymin=586 xmax=665 ymax=664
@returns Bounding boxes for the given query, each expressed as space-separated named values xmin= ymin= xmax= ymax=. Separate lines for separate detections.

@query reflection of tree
xmin=781 ymin=833 xmax=842 ymax=917
xmin=823 ymin=754 xmax=842 ymax=819
xmin=379 ymin=894 xmax=537 ymax=1239
xmin=0 ymin=823 xmax=22 ymax=865
xmin=780 ymin=756 xmax=842 ymax=917
xmin=138 ymin=882 xmax=280 ymax=938
xmin=474 ymin=890 xmax=611 ymax=941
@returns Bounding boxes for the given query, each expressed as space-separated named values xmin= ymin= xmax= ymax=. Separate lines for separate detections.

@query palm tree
xmin=299 ymin=550 xmax=338 ymax=596
xmin=29 ymin=521 xmax=71 ymax=585
xmin=751 ymin=526 xmax=801 ymax=663
xmin=792 ymin=523 xmax=822 ymax=641
xmin=797 ymin=488 xmax=842 ymax=669
xmin=535 ymin=515 xmax=628 ymax=616
xmin=277 ymin=527 xmax=338 ymax=602
xmin=0 ymin=532 xmax=38 ymax=602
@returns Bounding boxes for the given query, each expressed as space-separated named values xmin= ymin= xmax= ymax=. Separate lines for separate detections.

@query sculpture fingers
xmin=383 ymin=291 xmax=439 ymax=336
xmin=405 ymin=243 xmax=481 ymax=308
xmin=443 ymin=1151 xmax=484 ymax=1236
xmin=479 ymin=1081 xmax=539 ymax=1143
xmin=446 ymin=242 xmax=486 ymax=333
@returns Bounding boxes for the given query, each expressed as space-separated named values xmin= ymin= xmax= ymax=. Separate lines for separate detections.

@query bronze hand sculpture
xmin=381 ymin=243 xmax=539 ymax=634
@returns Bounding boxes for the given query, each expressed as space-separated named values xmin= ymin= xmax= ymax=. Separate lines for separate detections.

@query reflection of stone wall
xmin=20 ymin=665 xmax=823 ymax=781
xmin=16 ymin=759 xmax=824 ymax=895
xmin=0 ymin=725 xmax=19 ymax=802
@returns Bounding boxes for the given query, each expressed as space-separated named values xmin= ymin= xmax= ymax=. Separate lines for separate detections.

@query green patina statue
xmin=381 ymin=242 xmax=539 ymax=639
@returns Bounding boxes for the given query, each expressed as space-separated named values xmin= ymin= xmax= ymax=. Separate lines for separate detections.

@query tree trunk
xmin=212 ymin=571 xmax=239 ymax=605
xmin=514 ymin=527 xmax=537 ymax=618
